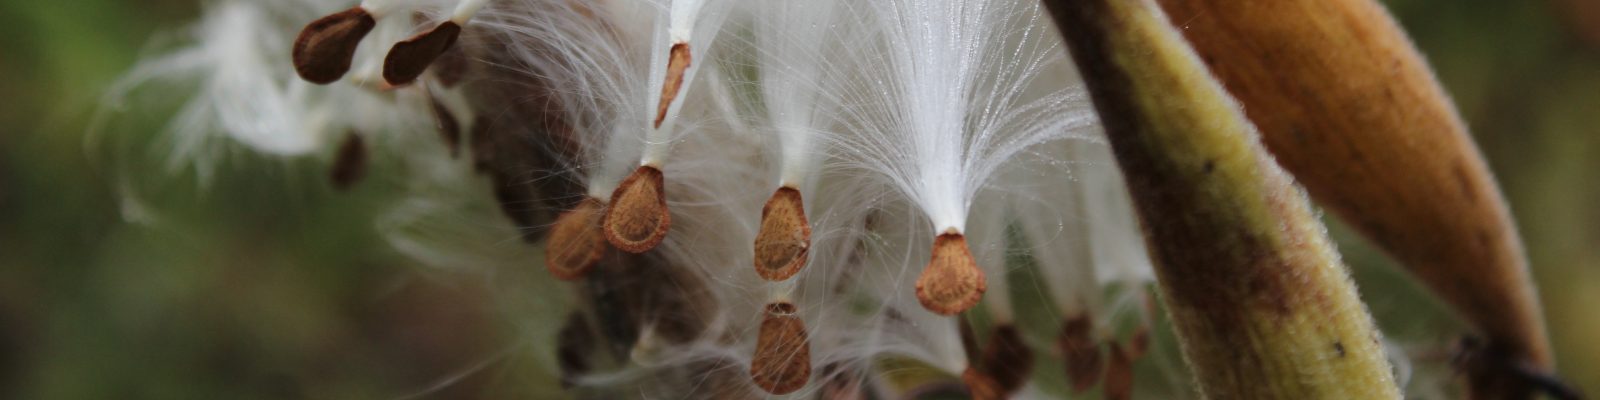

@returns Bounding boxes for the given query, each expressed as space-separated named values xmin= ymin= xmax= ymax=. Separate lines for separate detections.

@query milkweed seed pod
xmin=1149 ymin=1 xmax=1559 ymax=397
xmin=105 ymin=0 xmax=1573 ymax=397
xmin=1041 ymin=0 xmax=1402 ymax=397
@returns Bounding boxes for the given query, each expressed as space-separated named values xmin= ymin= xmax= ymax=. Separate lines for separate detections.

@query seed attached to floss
xmin=753 ymin=186 xmax=811 ymax=281
xmin=602 ymin=166 xmax=670 ymax=253
xmin=914 ymin=233 xmax=986 ymax=315
xmin=749 ymin=302 xmax=812 ymax=395
xmin=329 ymin=131 xmax=367 ymax=191
xmin=292 ymin=7 xmax=377 ymax=84
xmin=545 ymin=197 xmax=607 ymax=280
xmin=383 ymin=21 xmax=462 ymax=85
xmin=1058 ymin=313 xmax=1102 ymax=393
xmin=654 ymin=43 xmax=691 ymax=129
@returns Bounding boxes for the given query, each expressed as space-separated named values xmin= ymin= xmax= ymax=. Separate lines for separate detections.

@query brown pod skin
xmin=293 ymin=7 xmax=376 ymax=84
xmin=750 ymin=302 xmax=811 ymax=395
xmin=1155 ymin=0 xmax=1553 ymax=396
xmin=603 ymin=166 xmax=671 ymax=253
xmin=753 ymin=187 xmax=811 ymax=281
xmin=384 ymin=21 xmax=462 ymax=86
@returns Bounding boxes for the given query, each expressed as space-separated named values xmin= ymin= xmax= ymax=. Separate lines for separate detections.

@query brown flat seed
xmin=753 ymin=187 xmax=811 ymax=281
xmin=602 ymin=166 xmax=671 ymax=253
xmin=293 ymin=7 xmax=376 ymax=84
xmin=545 ymin=197 xmax=606 ymax=280
xmin=329 ymin=131 xmax=367 ymax=190
xmin=914 ymin=233 xmax=986 ymax=315
xmin=383 ymin=21 xmax=462 ymax=85
xmin=960 ymin=367 xmax=1004 ymax=400
xmin=1059 ymin=313 xmax=1102 ymax=393
xmin=978 ymin=324 xmax=1034 ymax=394
xmin=750 ymin=302 xmax=811 ymax=395
xmin=654 ymin=43 xmax=691 ymax=129
xmin=429 ymin=96 xmax=461 ymax=156
xmin=1103 ymin=342 xmax=1134 ymax=400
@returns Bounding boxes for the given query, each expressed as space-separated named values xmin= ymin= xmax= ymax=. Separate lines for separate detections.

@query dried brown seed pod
xmin=753 ymin=186 xmax=811 ymax=281
xmin=914 ymin=233 xmax=986 ymax=315
xmin=602 ymin=166 xmax=670 ymax=253
xmin=292 ymin=7 xmax=376 ymax=84
xmin=383 ymin=21 xmax=462 ymax=85
xmin=749 ymin=302 xmax=811 ymax=395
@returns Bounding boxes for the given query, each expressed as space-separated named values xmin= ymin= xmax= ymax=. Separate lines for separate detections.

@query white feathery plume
xmin=828 ymin=0 xmax=1097 ymax=315
xmin=482 ymin=0 xmax=650 ymax=201
xmin=103 ymin=0 xmax=1391 ymax=397
xmin=100 ymin=0 xmax=441 ymax=182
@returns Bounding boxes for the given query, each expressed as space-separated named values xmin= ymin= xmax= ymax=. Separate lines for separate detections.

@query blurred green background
xmin=0 ymin=0 xmax=1596 ymax=398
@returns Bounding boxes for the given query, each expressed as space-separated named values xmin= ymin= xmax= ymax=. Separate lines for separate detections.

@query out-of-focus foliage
xmin=0 ymin=0 xmax=1594 ymax=398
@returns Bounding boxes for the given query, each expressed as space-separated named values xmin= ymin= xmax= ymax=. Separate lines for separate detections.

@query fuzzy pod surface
xmin=1151 ymin=1 xmax=1553 ymax=396
xmin=1041 ymin=0 xmax=1402 ymax=397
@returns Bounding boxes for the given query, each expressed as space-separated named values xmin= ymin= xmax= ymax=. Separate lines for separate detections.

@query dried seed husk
xmin=602 ymin=166 xmax=671 ymax=253
xmin=753 ymin=187 xmax=811 ymax=281
xmin=1152 ymin=1 xmax=1553 ymax=396
xmin=1040 ymin=0 xmax=1401 ymax=397
xmin=654 ymin=43 xmax=691 ymax=129
xmin=750 ymin=302 xmax=811 ymax=394
xmin=914 ymin=233 xmax=986 ymax=315
xmin=545 ymin=197 xmax=606 ymax=280
xmin=293 ymin=7 xmax=375 ymax=84
xmin=384 ymin=21 xmax=462 ymax=85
